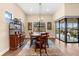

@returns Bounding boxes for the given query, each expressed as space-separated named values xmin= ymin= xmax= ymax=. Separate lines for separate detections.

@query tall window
xmin=4 ymin=11 xmax=12 ymax=23
xmin=67 ymin=18 xmax=78 ymax=42
xmin=33 ymin=22 xmax=46 ymax=32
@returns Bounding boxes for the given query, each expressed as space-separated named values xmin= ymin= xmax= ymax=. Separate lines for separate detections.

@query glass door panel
xmin=67 ymin=18 xmax=78 ymax=42
xmin=60 ymin=19 xmax=65 ymax=41
xmin=56 ymin=21 xmax=59 ymax=38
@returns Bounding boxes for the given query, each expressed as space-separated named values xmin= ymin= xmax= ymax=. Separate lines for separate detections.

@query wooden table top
xmin=31 ymin=32 xmax=48 ymax=37
xmin=32 ymin=32 xmax=41 ymax=37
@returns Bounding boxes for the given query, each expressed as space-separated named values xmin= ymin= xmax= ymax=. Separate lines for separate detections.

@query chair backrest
xmin=40 ymin=33 xmax=47 ymax=42
xmin=35 ymin=33 xmax=49 ymax=47
xmin=36 ymin=36 xmax=41 ymax=41
xmin=41 ymin=32 xmax=49 ymax=38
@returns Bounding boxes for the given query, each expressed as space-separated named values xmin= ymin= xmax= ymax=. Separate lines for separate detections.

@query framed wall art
xmin=47 ymin=22 xmax=52 ymax=30
xmin=28 ymin=22 xmax=32 ymax=30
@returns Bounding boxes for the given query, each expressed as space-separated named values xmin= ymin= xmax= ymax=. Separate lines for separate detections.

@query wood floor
xmin=3 ymin=39 xmax=79 ymax=56
xmin=54 ymin=39 xmax=79 ymax=56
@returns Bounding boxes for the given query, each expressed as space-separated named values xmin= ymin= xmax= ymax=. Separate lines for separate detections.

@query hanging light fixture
xmin=38 ymin=3 xmax=42 ymax=22
xmin=38 ymin=3 xmax=42 ymax=32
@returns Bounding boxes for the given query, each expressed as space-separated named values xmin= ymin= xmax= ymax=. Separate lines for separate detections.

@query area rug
xmin=18 ymin=39 xmax=64 ymax=56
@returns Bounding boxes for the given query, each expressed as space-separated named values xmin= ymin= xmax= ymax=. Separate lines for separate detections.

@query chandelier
xmin=38 ymin=3 xmax=42 ymax=32
xmin=38 ymin=3 xmax=42 ymax=22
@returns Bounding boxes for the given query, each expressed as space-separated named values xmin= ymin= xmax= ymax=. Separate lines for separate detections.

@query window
xmin=4 ymin=11 xmax=12 ymax=23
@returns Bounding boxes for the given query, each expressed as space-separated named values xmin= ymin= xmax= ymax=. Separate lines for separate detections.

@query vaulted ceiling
xmin=17 ymin=3 xmax=63 ymax=15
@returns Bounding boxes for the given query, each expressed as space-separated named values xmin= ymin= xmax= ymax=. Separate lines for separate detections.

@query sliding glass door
xmin=67 ymin=18 xmax=78 ymax=42
xmin=55 ymin=18 xmax=79 ymax=43
xmin=60 ymin=19 xmax=65 ymax=41
xmin=55 ymin=21 xmax=60 ymax=38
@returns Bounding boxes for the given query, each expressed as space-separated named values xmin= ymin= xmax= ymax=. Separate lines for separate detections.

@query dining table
xmin=31 ymin=32 xmax=49 ymax=38
xmin=31 ymin=32 xmax=49 ymax=55
xmin=31 ymin=32 xmax=41 ymax=37
xmin=30 ymin=32 xmax=49 ymax=46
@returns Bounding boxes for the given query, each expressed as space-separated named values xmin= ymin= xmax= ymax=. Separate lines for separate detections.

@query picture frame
xmin=28 ymin=22 xmax=32 ymax=30
xmin=47 ymin=22 xmax=52 ymax=30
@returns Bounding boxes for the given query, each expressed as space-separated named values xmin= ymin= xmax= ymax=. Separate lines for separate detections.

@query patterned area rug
xmin=18 ymin=40 xmax=64 ymax=56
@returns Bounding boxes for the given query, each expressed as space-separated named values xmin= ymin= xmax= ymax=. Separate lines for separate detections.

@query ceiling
xmin=17 ymin=3 xmax=63 ymax=15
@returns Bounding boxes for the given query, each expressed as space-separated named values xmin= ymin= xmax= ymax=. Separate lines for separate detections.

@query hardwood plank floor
xmin=54 ymin=39 xmax=79 ymax=56
xmin=3 ymin=39 xmax=79 ymax=56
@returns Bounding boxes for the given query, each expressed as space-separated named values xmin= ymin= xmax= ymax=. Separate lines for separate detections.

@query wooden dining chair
xmin=35 ymin=33 xmax=48 ymax=56
xmin=41 ymin=33 xmax=49 ymax=48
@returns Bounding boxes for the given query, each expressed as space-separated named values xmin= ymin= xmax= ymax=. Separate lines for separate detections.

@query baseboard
xmin=0 ymin=48 xmax=9 ymax=56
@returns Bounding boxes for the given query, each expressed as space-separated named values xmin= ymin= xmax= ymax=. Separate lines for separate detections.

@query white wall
xmin=0 ymin=3 xmax=26 ymax=55
xmin=52 ymin=4 xmax=65 ymax=36
xmin=53 ymin=3 xmax=65 ymax=20
xmin=53 ymin=3 xmax=79 ymax=21
xmin=65 ymin=3 xmax=79 ymax=16
xmin=25 ymin=15 xmax=55 ymax=38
